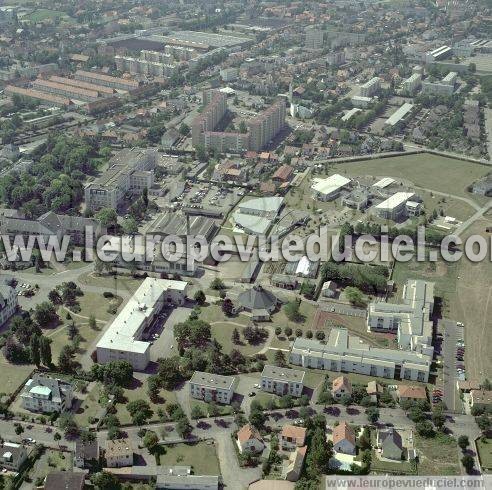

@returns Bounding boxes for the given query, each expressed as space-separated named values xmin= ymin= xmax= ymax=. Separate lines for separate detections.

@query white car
xmin=253 ymin=383 xmax=260 ymax=389
xmin=457 ymin=322 xmax=464 ymax=327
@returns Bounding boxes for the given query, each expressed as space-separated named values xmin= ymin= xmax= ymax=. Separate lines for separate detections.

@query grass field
xmin=328 ymin=154 xmax=490 ymax=202
xmin=158 ymin=441 xmax=220 ymax=475
xmin=115 ymin=385 xmax=177 ymax=425
xmin=446 ymin=218 xmax=492 ymax=381
xmin=370 ymin=451 xmax=416 ymax=475
xmin=477 ymin=438 xmax=492 ymax=473
xmin=415 ymin=433 xmax=460 ymax=475
xmin=0 ymin=357 xmax=33 ymax=397
xmin=74 ymin=383 xmax=104 ymax=427
xmin=25 ymin=9 xmax=69 ymax=22
xmin=211 ymin=322 xmax=269 ymax=356
xmin=190 ymin=400 xmax=233 ymax=418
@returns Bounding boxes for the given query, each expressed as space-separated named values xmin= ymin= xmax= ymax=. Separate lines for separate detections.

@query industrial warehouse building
xmin=311 ymin=174 xmax=352 ymax=201
xmin=96 ymin=278 xmax=188 ymax=370
xmin=289 ymin=327 xmax=431 ymax=383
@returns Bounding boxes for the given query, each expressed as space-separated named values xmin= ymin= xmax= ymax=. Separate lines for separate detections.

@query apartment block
xmin=260 ymin=365 xmax=305 ymax=397
xmin=84 ymin=148 xmax=156 ymax=211
xmin=402 ymin=73 xmax=421 ymax=94
xmin=247 ymin=99 xmax=286 ymax=151
xmin=0 ymin=285 xmax=17 ymax=327
xmin=289 ymin=327 xmax=431 ymax=383
xmin=367 ymin=279 xmax=434 ymax=357
xmin=0 ymin=442 xmax=27 ymax=472
xmin=115 ymin=55 xmax=178 ymax=78
xmin=360 ymin=77 xmax=381 ymax=97
xmin=96 ymin=278 xmax=188 ymax=370
xmin=305 ymin=27 xmax=324 ymax=49
xmin=189 ymin=371 xmax=237 ymax=404
xmin=74 ymin=70 xmax=139 ymax=91
xmin=105 ymin=439 xmax=133 ymax=468
xmin=421 ymin=72 xmax=457 ymax=96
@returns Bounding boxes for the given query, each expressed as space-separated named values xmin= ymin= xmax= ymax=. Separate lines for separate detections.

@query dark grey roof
xmin=238 ymin=285 xmax=278 ymax=311
xmin=381 ymin=429 xmax=403 ymax=451
xmin=44 ymin=472 xmax=85 ymax=490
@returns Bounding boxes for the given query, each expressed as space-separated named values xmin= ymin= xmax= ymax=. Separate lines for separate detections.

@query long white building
xmin=367 ymin=279 xmax=434 ymax=357
xmin=96 ymin=278 xmax=188 ymax=370
xmin=360 ymin=77 xmax=380 ymax=97
xmin=290 ymin=327 xmax=431 ymax=383
xmin=189 ymin=371 xmax=237 ymax=404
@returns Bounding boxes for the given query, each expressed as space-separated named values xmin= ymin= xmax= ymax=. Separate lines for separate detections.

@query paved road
xmin=454 ymin=200 xmax=492 ymax=237
xmin=441 ymin=319 xmax=460 ymax=412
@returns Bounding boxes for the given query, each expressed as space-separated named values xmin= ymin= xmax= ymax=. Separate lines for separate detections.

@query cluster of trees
xmin=0 ymin=133 xmax=103 ymax=217
xmin=336 ymin=100 xmax=388 ymax=131
xmin=322 ymin=261 xmax=389 ymax=294
xmin=48 ymin=281 xmax=83 ymax=311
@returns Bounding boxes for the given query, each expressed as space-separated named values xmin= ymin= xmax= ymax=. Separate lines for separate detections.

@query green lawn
xmin=28 ymin=449 xmax=72 ymax=485
xmin=25 ymin=9 xmax=69 ymax=22
xmin=115 ymin=385 xmax=177 ymax=425
xmin=211 ymin=322 xmax=268 ymax=356
xmin=477 ymin=438 xmax=492 ymax=472
xmin=190 ymin=400 xmax=232 ymax=418
xmin=0 ymin=357 xmax=33 ymax=397
xmin=415 ymin=433 xmax=460 ymax=476
xmin=370 ymin=450 xmax=416 ymax=475
xmin=328 ymin=153 xmax=490 ymax=202
xmin=158 ymin=441 xmax=220 ymax=475
xmin=74 ymin=383 xmax=105 ymax=427
xmin=198 ymin=305 xmax=249 ymax=326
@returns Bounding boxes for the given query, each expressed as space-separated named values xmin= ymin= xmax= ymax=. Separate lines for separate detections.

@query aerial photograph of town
xmin=0 ymin=0 xmax=491 ymax=489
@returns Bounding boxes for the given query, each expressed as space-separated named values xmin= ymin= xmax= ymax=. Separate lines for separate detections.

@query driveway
xmin=441 ymin=319 xmax=461 ymax=412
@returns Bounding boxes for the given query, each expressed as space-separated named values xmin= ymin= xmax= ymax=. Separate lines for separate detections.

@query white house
xmin=332 ymin=422 xmax=356 ymax=455
xmin=236 ymin=424 xmax=265 ymax=454
xmin=20 ymin=374 xmax=73 ymax=413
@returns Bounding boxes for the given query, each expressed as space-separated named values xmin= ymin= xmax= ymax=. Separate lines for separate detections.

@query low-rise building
xmin=0 ymin=284 xmax=17 ymax=326
xmin=96 ymin=278 xmax=188 ymax=370
xmin=105 ymin=439 xmax=133 ymax=468
xmin=283 ymin=446 xmax=307 ymax=482
xmin=472 ymin=175 xmax=492 ymax=196
xmin=280 ymin=425 xmax=307 ymax=451
xmin=20 ymin=374 xmax=73 ymax=413
xmin=0 ymin=442 xmax=27 ymax=472
xmin=470 ymin=390 xmax=492 ymax=411
xmin=377 ymin=428 xmax=403 ymax=460
xmin=189 ymin=371 xmax=237 ymax=404
xmin=374 ymin=192 xmax=416 ymax=221
xmin=332 ymin=421 xmax=356 ymax=455
xmin=260 ymin=365 xmax=305 ymax=397
xmin=44 ymin=472 xmax=85 ymax=490
xmin=74 ymin=439 xmax=99 ymax=468
xmin=332 ymin=376 xmax=352 ymax=400
xmin=397 ymin=385 xmax=427 ymax=403
xmin=236 ymin=424 xmax=265 ymax=454
xmin=311 ymin=174 xmax=352 ymax=201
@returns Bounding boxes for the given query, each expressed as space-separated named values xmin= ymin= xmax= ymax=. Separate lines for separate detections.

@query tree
xmin=284 ymin=300 xmax=301 ymax=321
xmin=458 ymin=435 xmax=469 ymax=451
xmin=122 ymin=217 xmax=138 ymax=235
xmin=221 ymin=298 xmax=234 ymax=317
xmin=318 ymin=391 xmax=333 ymax=405
xmin=143 ymin=430 xmax=159 ymax=453
xmin=179 ymin=123 xmax=190 ymax=136
xmin=210 ymin=278 xmax=225 ymax=290
xmin=30 ymin=334 xmax=40 ymax=366
xmin=147 ymin=375 xmax=160 ymax=402
xmin=432 ymin=408 xmax=446 ymax=430
xmin=14 ymin=425 xmax=24 ymax=435
xmin=284 ymin=326 xmax=293 ymax=337
xmin=89 ymin=314 xmax=97 ymax=330
xmin=275 ymin=327 xmax=281 ymax=336
xmin=416 ymin=420 xmax=435 ymax=438
xmin=345 ymin=287 xmax=366 ymax=307
xmin=279 ymin=395 xmax=294 ymax=409
xmin=127 ymin=400 xmax=153 ymax=425
xmin=191 ymin=405 xmax=204 ymax=419
xmin=39 ymin=336 xmax=52 ymax=367
xmin=461 ymin=454 xmax=475 ymax=474
xmin=95 ymin=208 xmax=118 ymax=229
xmin=156 ymin=357 xmax=183 ymax=390
xmin=274 ymin=349 xmax=286 ymax=367
xmin=67 ymin=321 xmax=78 ymax=341
xmin=59 ymin=413 xmax=78 ymax=436
xmin=249 ymin=408 xmax=266 ymax=429
xmin=58 ymin=345 xmax=75 ymax=372
xmin=48 ymin=289 xmax=62 ymax=305
xmin=231 ymin=328 xmax=240 ymax=345
xmin=90 ymin=471 xmax=121 ymax=490
xmin=176 ymin=416 xmax=192 ymax=438
xmin=194 ymin=290 xmax=206 ymax=305
xmin=33 ymin=301 xmax=58 ymax=327
xmin=208 ymin=402 xmax=220 ymax=417
xmin=366 ymin=407 xmax=380 ymax=424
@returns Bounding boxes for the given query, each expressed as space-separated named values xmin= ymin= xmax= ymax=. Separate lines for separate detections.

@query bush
xmin=315 ymin=331 xmax=325 ymax=340
xmin=103 ymin=291 xmax=114 ymax=298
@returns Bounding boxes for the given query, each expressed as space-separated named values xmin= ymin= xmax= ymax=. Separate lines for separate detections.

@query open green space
xmin=415 ymin=433 xmax=460 ymax=476
xmin=27 ymin=449 xmax=72 ymax=486
xmin=0 ymin=358 xmax=33 ymax=397
xmin=190 ymin=400 xmax=233 ymax=418
xmin=158 ymin=441 xmax=220 ymax=475
xmin=73 ymin=383 xmax=104 ymax=427
xmin=25 ymin=9 xmax=70 ymax=22
xmin=370 ymin=450 xmax=416 ymax=475
xmin=477 ymin=438 xmax=492 ymax=473
xmin=211 ymin=323 xmax=269 ymax=356
xmin=115 ymin=386 xmax=177 ymax=425
xmin=328 ymin=153 xmax=490 ymax=202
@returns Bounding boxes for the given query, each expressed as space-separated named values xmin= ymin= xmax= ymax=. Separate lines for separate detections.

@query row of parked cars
xmin=456 ymin=337 xmax=465 ymax=380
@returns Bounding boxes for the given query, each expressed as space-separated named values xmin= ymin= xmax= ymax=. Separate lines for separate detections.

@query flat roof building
xmin=290 ymin=327 xmax=431 ymax=383
xmin=189 ymin=371 xmax=237 ymax=404
xmin=75 ymin=70 xmax=138 ymax=91
xmin=96 ymin=278 xmax=188 ymax=370
xmin=360 ymin=77 xmax=380 ymax=97
xmin=385 ymin=103 xmax=414 ymax=127
xmin=341 ymin=107 xmax=361 ymax=122
xmin=311 ymin=174 xmax=352 ymax=201
xmin=261 ymin=365 xmax=305 ymax=397
xmin=375 ymin=192 xmax=415 ymax=221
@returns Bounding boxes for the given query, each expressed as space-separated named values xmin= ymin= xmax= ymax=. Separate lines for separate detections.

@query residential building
xmin=191 ymin=90 xmax=228 ymax=147
xmin=397 ymin=385 xmax=427 ymax=403
xmin=247 ymin=99 xmax=286 ymax=152
xmin=32 ymin=78 xmax=99 ymax=102
xmin=367 ymin=279 xmax=434 ymax=357
xmin=351 ymin=96 xmax=374 ymax=108
xmin=377 ymin=428 xmax=403 ymax=460
xmin=75 ymin=70 xmax=139 ymax=91
xmin=44 ymin=472 xmax=85 ymax=490
xmin=360 ymin=77 xmax=380 ymax=97
xmin=321 ymin=281 xmax=338 ymax=298
xmin=402 ymin=73 xmax=422 ymax=94
xmin=157 ymin=471 xmax=219 ymax=490
xmin=96 ymin=278 xmax=188 ymax=370
xmin=261 ymin=365 xmax=305 ymax=397
xmin=305 ymin=27 xmax=324 ymax=50
xmin=283 ymin=446 xmax=307 ymax=482
xmin=0 ymin=442 xmax=27 ymax=472
xmin=105 ymin=439 xmax=133 ymax=468
xmin=21 ymin=374 xmax=73 ymax=413
xmin=0 ymin=211 xmax=105 ymax=247
xmin=385 ymin=103 xmax=414 ymax=127
xmin=332 ymin=421 xmax=356 ymax=455
xmin=472 ymin=175 xmax=492 ymax=196
xmin=189 ymin=371 xmax=237 ymax=404
xmin=470 ymin=390 xmax=492 ymax=410
xmin=280 ymin=425 xmax=307 ymax=451
xmin=0 ymin=285 xmax=17 ymax=326
xmin=220 ymin=67 xmax=239 ymax=82
xmin=311 ymin=174 xmax=352 ymax=201
xmin=332 ymin=376 xmax=352 ymax=400
xmin=236 ymin=424 xmax=265 ymax=454
xmin=374 ymin=192 xmax=416 ymax=221
xmin=84 ymin=148 xmax=157 ymax=211
xmin=424 ymin=45 xmax=452 ymax=63
xmin=74 ymin=439 xmax=99 ymax=468
xmin=5 ymin=85 xmax=73 ymax=108
xmin=341 ymin=107 xmax=361 ymax=122
xmin=115 ymin=55 xmax=178 ymax=78
xmin=366 ymin=381 xmax=383 ymax=403
xmin=421 ymin=72 xmax=457 ymax=96
xmin=290 ymin=328 xmax=431 ymax=383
